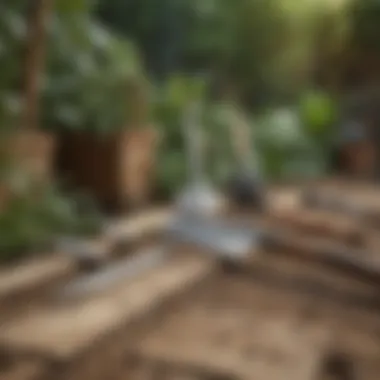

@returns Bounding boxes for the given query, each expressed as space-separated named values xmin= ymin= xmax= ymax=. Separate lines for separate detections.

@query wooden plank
xmin=302 ymin=181 xmax=380 ymax=223
xmin=267 ymin=188 xmax=303 ymax=212
xmin=105 ymin=208 xmax=172 ymax=243
xmin=262 ymin=229 xmax=380 ymax=286
xmin=267 ymin=208 xmax=365 ymax=245
xmin=0 ymin=208 xmax=173 ymax=303
xmin=0 ymin=256 xmax=212 ymax=360
xmin=0 ymin=360 xmax=46 ymax=380
xmin=0 ymin=255 xmax=74 ymax=301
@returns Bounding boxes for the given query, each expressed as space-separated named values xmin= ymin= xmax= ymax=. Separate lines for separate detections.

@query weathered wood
xmin=303 ymin=187 xmax=380 ymax=227
xmin=268 ymin=208 xmax=365 ymax=246
xmin=0 ymin=208 xmax=172 ymax=295
xmin=4 ymin=182 xmax=380 ymax=380
xmin=0 ymin=256 xmax=74 ymax=305
xmin=262 ymin=229 xmax=380 ymax=286
xmin=266 ymin=188 xmax=303 ymax=212
xmin=106 ymin=208 xmax=172 ymax=243
xmin=225 ymin=256 xmax=380 ymax=312
xmin=0 ymin=359 xmax=46 ymax=380
xmin=0 ymin=256 xmax=212 ymax=360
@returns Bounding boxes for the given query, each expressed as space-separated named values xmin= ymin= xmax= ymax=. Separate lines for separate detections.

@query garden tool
xmin=58 ymin=245 xmax=168 ymax=300
xmin=166 ymin=214 xmax=260 ymax=261
xmin=176 ymin=102 xmax=226 ymax=217
xmin=225 ymin=110 xmax=266 ymax=211
xmin=170 ymin=103 xmax=259 ymax=261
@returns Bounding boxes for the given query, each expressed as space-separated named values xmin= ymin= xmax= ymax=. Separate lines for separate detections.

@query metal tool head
xmin=166 ymin=214 xmax=261 ymax=260
xmin=176 ymin=181 xmax=227 ymax=217
xmin=57 ymin=246 xmax=168 ymax=301
xmin=226 ymin=172 xmax=266 ymax=211
xmin=224 ymin=105 xmax=266 ymax=210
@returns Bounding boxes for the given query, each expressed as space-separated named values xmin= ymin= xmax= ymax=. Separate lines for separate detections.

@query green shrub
xmin=0 ymin=174 xmax=103 ymax=263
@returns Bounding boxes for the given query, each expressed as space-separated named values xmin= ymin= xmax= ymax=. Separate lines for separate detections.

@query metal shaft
xmin=182 ymin=102 xmax=205 ymax=184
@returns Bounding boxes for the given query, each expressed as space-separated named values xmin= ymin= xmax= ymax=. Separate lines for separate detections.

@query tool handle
xmin=227 ymin=110 xmax=260 ymax=176
xmin=182 ymin=103 xmax=206 ymax=183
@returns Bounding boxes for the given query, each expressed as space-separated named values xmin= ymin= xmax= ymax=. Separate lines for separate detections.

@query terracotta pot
xmin=0 ymin=130 xmax=56 ymax=210
xmin=0 ymin=130 xmax=56 ymax=183
xmin=57 ymin=127 xmax=159 ymax=211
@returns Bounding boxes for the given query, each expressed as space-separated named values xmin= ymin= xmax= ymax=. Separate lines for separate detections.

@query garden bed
xmin=4 ymin=249 xmax=380 ymax=380
xmin=1 ymin=181 xmax=380 ymax=380
xmin=0 ymin=255 xmax=212 ymax=380
xmin=0 ymin=208 xmax=172 ymax=322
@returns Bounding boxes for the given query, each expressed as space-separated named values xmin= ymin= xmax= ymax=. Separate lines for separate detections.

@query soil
xmin=2 ymin=181 xmax=380 ymax=380
xmin=128 ymin=273 xmax=380 ymax=380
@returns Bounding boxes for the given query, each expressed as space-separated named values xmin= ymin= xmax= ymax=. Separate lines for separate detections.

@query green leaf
xmin=55 ymin=0 xmax=96 ymax=13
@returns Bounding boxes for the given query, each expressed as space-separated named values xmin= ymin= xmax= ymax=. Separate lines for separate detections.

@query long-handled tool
xmin=225 ymin=108 xmax=266 ymax=211
xmin=55 ymin=104 xmax=260 ymax=300
xmin=176 ymin=102 xmax=226 ymax=217
xmin=171 ymin=103 xmax=261 ymax=261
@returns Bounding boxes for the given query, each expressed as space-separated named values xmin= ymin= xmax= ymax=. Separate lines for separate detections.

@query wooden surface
xmin=0 ymin=208 xmax=172 ymax=303
xmin=0 ymin=255 xmax=73 ymax=302
xmin=0 ymin=256 xmax=212 ymax=359
xmin=3 ymin=181 xmax=380 ymax=379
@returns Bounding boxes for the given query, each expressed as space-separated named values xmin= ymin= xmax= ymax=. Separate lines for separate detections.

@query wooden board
xmin=0 ymin=256 xmax=212 ymax=360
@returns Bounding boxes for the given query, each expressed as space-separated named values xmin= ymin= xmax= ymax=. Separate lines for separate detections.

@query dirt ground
xmin=2 ymin=180 xmax=380 ymax=380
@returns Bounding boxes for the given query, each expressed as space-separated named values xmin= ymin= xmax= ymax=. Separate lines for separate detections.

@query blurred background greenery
xmin=1 ymin=0 xmax=380 ymax=261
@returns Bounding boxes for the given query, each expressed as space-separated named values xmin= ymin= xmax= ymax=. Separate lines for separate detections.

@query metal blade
xmin=57 ymin=246 xmax=169 ymax=301
xmin=167 ymin=215 xmax=260 ymax=260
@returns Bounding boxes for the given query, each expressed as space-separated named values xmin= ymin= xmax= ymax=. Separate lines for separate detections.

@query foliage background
xmin=1 ymin=0 xmax=380 ymax=259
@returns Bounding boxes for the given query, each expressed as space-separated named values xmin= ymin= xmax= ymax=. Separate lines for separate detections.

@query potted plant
xmin=52 ymin=33 xmax=158 ymax=210
xmin=0 ymin=0 xmax=56 ymax=210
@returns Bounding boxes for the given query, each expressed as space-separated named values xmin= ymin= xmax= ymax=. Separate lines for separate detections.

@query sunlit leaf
xmin=55 ymin=0 xmax=96 ymax=13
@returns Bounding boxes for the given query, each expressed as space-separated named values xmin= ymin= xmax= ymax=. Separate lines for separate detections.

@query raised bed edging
xmin=0 ymin=208 xmax=172 ymax=317
xmin=0 ymin=256 xmax=213 ymax=380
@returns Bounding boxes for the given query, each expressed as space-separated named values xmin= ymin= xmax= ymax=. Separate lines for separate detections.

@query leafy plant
xmin=43 ymin=13 xmax=144 ymax=134
xmin=299 ymin=90 xmax=337 ymax=139
xmin=0 ymin=1 xmax=145 ymax=135
xmin=0 ymin=1 xmax=27 ymax=131
xmin=255 ymin=107 xmax=329 ymax=180
xmin=0 ymin=167 xmax=103 ymax=263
